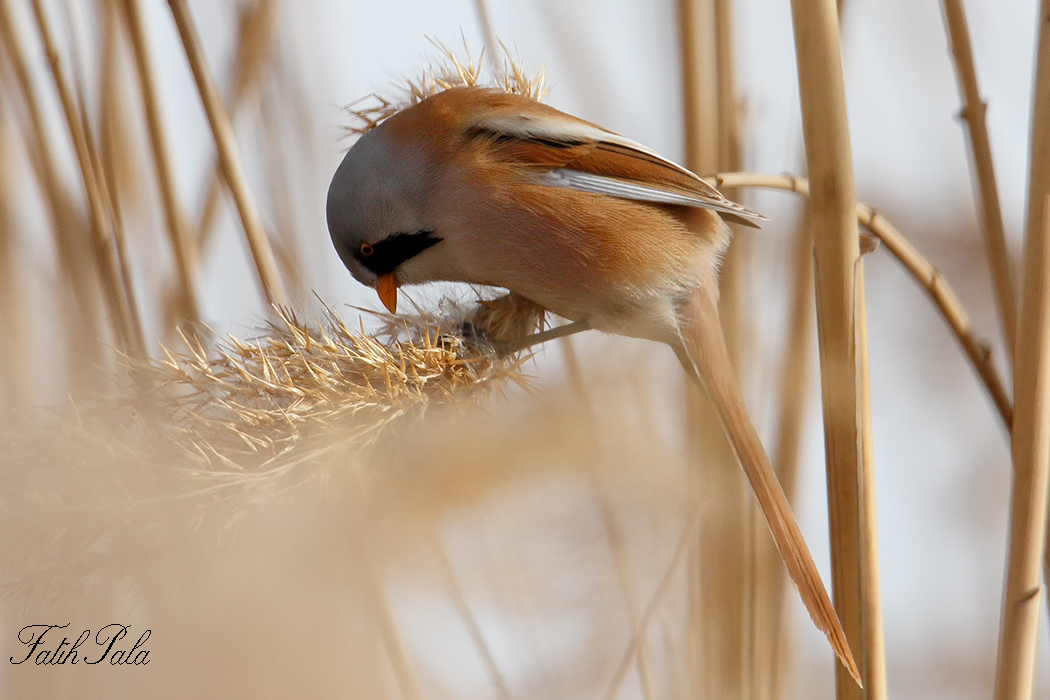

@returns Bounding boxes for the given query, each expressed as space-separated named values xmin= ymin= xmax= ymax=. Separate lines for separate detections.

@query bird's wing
xmin=471 ymin=112 xmax=767 ymax=227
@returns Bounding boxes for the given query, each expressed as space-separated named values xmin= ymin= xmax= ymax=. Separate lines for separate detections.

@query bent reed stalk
xmin=710 ymin=172 xmax=1014 ymax=429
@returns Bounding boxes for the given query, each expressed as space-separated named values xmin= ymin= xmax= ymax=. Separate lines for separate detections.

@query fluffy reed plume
xmin=343 ymin=38 xmax=548 ymax=137
xmin=0 ymin=298 xmax=537 ymax=594
xmin=152 ymin=307 xmax=530 ymax=470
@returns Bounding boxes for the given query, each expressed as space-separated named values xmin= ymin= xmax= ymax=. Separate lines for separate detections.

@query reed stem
xmin=788 ymin=0 xmax=880 ymax=692
xmin=941 ymin=0 xmax=1017 ymax=365
xmin=993 ymin=2 xmax=1050 ymax=699
xmin=678 ymin=1 xmax=750 ymax=695
xmin=27 ymin=0 xmax=144 ymax=356
xmin=712 ymin=171 xmax=1014 ymax=429
xmin=166 ymin=0 xmax=288 ymax=307
xmin=122 ymin=0 xmax=202 ymax=326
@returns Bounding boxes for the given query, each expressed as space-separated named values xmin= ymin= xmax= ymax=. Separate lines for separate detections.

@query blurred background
xmin=0 ymin=0 xmax=1047 ymax=698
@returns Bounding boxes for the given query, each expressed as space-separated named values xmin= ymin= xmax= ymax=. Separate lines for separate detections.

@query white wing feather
xmin=476 ymin=114 xmax=767 ymax=226
xmin=534 ymin=169 xmax=767 ymax=225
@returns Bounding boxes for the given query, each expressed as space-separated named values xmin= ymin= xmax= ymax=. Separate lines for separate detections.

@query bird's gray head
xmin=326 ymin=125 xmax=444 ymax=288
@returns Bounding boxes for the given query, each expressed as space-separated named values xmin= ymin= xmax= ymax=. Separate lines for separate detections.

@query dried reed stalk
xmin=713 ymin=0 xmax=746 ymax=375
xmin=66 ymin=8 xmax=147 ymax=361
xmin=0 ymin=0 xmax=106 ymax=393
xmin=433 ymin=538 xmax=513 ymax=700
xmin=195 ymin=0 xmax=278 ymax=254
xmin=752 ymin=215 xmax=814 ymax=700
xmin=788 ymin=0 xmax=878 ymax=693
xmin=855 ymin=264 xmax=886 ymax=700
xmin=353 ymin=533 xmax=425 ymax=700
xmin=678 ymin=0 xmax=718 ymax=172
xmin=257 ymin=89 xmax=308 ymax=298
xmin=678 ymin=0 xmax=751 ymax=695
xmin=25 ymin=0 xmax=144 ymax=356
xmin=605 ymin=514 xmax=703 ymax=700
xmin=99 ymin=0 xmax=143 ymax=215
xmin=166 ymin=0 xmax=288 ymax=307
xmin=941 ymin=0 xmax=1017 ymax=364
xmin=473 ymin=0 xmax=500 ymax=73
xmin=0 ymin=5 xmax=100 ymax=402
xmin=993 ymin=3 xmax=1050 ymax=699
xmin=20 ymin=142 xmax=105 ymax=393
xmin=80 ymin=79 xmax=148 ymax=359
xmin=713 ymin=172 xmax=1014 ymax=427
xmin=122 ymin=0 xmax=202 ymax=326
xmin=37 ymin=2 xmax=145 ymax=365
xmin=0 ymin=108 xmax=26 ymax=408
xmin=560 ymin=336 xmax=658 ymax=700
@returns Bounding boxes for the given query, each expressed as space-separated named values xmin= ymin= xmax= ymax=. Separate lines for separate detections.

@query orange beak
xmin=376 ymin=273 xmax=398 ymax=314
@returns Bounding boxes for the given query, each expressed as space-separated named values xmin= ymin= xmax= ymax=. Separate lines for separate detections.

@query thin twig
xmin=166 ymin=0 xmax=288 ymax=307
xmin=711 ymin=172 xmax=1014 ymax=428
xmin=941 ymin=0 xmax=1017 ymax=364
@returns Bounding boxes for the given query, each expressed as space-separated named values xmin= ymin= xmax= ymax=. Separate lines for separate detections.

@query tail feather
xmin=674 ymin=280 xmax=862 ymax=688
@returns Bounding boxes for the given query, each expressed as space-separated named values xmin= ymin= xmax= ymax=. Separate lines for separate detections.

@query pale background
xmin=1 ymin=0 xmax=1048 ymax=698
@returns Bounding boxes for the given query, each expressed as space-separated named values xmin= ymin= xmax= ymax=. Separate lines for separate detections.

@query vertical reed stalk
xmin=99 ymin=0 xmax=142 ymax=216
xmin=856 ymin=264 xmax=886 ymax=700
xmin=714 ymin=0 xmax=746 ymax=368
xmin=679 ymin=0 xmax=750 ymax=696
xmin=754 ymin=218 xmax=814 ymax=700
xmin=195 ymin=0 xmax=278 ymax=254
xmin=0 ymin=110 xmax=27 ymax=408
xmin=27 ymin=0 xmax=144 ymax=356
xmin=257 ymin=92 xmax=307 ymax=297
xmin=993 ymin=3 xmax=1050 ymax=699
xmin=941 ymin=0 xmax=1017 ymax=364
xmin=788 ymin=0 xmax=880 ymax=694
xmin=122 ymin=0 xmax=202 ymax=326
xmin=433 ymin=538 xmax=512 ymax=700
xmin=473 ymin=0 xmax=500 ymax=73
xmin=0 ymin=0 xmax=106 ymax=387
xmin=678 ymin=0 xmax=718 ymax=172
xmin=559 ymin=335 xmax=658 ymax=700
xmin=166 ymin=0 xmax=288 ymax=307
xmin=66 ymin=10 xmax=146 ymax=358
xmin=80 ymin=84 xmax=147 ymax=358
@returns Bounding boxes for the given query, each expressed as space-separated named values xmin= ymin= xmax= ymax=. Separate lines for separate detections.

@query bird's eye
xmin=359 ymin=243 xmax=374 ymax=257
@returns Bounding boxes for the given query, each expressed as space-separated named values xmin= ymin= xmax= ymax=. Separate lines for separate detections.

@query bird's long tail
xmin=674 ymin=278 xmax=861 ymax=687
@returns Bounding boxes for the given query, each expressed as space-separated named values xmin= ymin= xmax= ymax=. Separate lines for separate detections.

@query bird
xmin=327 ymin=84 xmax=860 ymax=684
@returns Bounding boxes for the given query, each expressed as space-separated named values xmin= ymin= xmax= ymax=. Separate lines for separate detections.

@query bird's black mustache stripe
xmin=355 ymin=230 xmax=443 ymax=277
